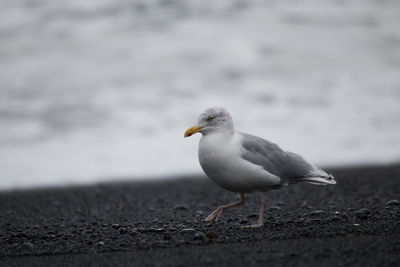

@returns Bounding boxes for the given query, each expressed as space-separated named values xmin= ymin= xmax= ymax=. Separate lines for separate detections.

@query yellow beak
xmin=184 ymin=126 xmax=203 ymax=138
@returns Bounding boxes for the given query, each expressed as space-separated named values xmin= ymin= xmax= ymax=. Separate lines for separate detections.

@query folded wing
xmin=240 ymin=132 xmax=335 ymax=185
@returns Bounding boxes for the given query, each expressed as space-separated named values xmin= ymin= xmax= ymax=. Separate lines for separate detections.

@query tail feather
xmin=291 ymin=174 xmax=336 ymax=185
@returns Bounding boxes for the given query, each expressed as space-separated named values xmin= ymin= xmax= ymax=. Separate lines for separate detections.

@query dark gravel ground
xmin=0 ymin=164 xmax=399 ymax=267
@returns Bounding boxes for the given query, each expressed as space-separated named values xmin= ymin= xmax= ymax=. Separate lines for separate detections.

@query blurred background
xmin=0 ymin=0 xmax=399 ymax=190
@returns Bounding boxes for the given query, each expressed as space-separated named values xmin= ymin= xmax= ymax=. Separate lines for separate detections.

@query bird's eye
xmin=207 ymin=116 xmax=215 ymax=121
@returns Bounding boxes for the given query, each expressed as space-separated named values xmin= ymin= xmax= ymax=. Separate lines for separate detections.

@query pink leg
xmin=242 ymin=194 xmax=265 ymax=228
xmin=205 ymin=193 xmax=245 ymax=222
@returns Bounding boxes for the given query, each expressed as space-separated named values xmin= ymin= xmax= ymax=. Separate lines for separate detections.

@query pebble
xmin=267 ymin=206 xmax=282 ymax=211
xmin=163 ymin=234 xmax=172 ymax=240
xmin=239 ymin=219 xmax=248 ymax=224
xmin=205 ymin=231 xmax=218 ymax=239
xmin=173 ymin=205 xmax=189 ymax=211
xmin=193 ymin=232 xmax=205 ymax=240
xmin=386 ymin=200 xmax=399 ymax=206
xmin=147 ymin=228 xmax=165 ymax=233
xmin=195 ymin=210 xmax=203 ymax=215
xmin=331 ymin=215 xmax=340 ymax=221
xmin=309 ymin=210 xmax=326 ymax=216
xmin=119 ymin=228 xmax=128 ymax=234
xmin=355 ymin=208 xmax=371 ymax=219
xmin=275 ymin=200 xmax=284 ymax=205
xmin=300 ymin=200 xmax=308 ymax=208
xmin=98 ymin=241 xmax=105 ymax=246
xmin=180 ymin=228 xmax=196 ymax=233
xmin=22 ymin=242 xmax=34 ymax=249
xmin=10 ymin=231 xmax=24 ymax=238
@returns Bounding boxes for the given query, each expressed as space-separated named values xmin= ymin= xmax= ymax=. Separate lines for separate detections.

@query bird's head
xmin=184 ymin=107 xmax=234 ymax=137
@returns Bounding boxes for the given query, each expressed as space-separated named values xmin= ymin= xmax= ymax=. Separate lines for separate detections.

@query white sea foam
xmin=0 ymin=0 xmax=400 ymax=190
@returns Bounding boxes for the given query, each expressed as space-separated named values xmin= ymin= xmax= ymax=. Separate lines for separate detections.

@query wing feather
xmin=239 ymin=132 xmax=328 ymax=184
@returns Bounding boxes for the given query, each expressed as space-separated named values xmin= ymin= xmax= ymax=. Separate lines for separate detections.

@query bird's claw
xmin=204 ymin=207 xmax=224 ymax=222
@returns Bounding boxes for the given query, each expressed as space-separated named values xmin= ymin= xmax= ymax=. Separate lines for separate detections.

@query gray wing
xmin=240 ymin=132 xmax=326 ymax=183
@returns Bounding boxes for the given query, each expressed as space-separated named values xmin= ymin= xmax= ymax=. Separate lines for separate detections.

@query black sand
xmin=1 ymin=164 xmax=399 ymax=266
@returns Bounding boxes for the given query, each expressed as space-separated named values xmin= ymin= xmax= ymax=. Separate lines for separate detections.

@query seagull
xmin=184 ymin=107 xmax=336 ymax=228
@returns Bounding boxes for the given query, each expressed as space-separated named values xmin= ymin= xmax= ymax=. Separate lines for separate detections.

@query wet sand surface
xmin=1 ymin=164 xmax=399 ymax=266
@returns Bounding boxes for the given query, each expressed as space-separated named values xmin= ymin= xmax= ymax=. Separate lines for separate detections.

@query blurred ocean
xmin=1 ymin=0 xmax=400 ymax=190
